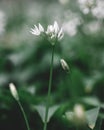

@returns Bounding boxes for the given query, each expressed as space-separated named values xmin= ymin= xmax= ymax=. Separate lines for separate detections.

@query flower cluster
xmin=30 ymin=21 xmax=64 ymax=45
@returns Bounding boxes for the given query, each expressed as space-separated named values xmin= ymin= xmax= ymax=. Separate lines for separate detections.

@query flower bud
xmin=73 ymin=104 xmax=86 ymax=126
xmin=60 ymin=59 xmax=70 ymax=73
xmin=9 ymin=83 xmax=19 ymax=101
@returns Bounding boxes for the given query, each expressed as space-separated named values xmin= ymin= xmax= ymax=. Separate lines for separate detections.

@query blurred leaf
xmin=86 ymin=107 xmax=100 ymax=129
xmin=65 ymin=111 xmax=74 ymax=122
xmin=82 ymin=97 xmax=101 ymax=107
xmin=69 ymin=68 xmax=85 ymax=97
xmin=34 ymin=105 xmax=60 ymax=123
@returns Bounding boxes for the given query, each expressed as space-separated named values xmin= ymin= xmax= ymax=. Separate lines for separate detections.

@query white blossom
xmin=63 ymin=16 xmax=81 ymax=36
xmin=31 ymin=21 xmax=64 ymax=45
xmin=91 ymin=0 xmax=104 ymax=19
xmin=78 ymin=0 xmax=95 ymax=14
xmin=46 ymin=21 xmax=64 ymax=45
xmin=30 ymin=23 xmax=44 ymax=36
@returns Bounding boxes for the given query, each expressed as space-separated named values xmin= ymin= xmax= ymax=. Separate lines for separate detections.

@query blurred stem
xmin=98 ymin=118 xmax=102 ymax=130
xmin=76 ymin=128 xmax=79 ymax=130
xmin=17 ymin=101 xmax=30 ymax=130
xmin=43 ymin=45 xmax=55 ymax=130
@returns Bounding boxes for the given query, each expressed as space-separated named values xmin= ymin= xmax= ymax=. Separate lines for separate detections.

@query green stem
xmin=17 ymin=101 xmax=30 ymax=130
xmin=43 ymin=45 xmax=55 ymax=130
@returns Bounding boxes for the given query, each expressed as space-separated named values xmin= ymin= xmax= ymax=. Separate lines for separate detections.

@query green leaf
xmin=34 ymin=105 xmax=60 ymax=123
xmin=86 ymin=107 xmax=100 ymax=129
xmin=82 ymin=97 xmax=100 ymax=106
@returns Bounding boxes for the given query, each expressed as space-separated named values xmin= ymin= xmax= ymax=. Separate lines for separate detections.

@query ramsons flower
xmin=46 ymin=21 xmax=64 ymax=45
xmin=31 ymin=21 xmax=64 ymax=45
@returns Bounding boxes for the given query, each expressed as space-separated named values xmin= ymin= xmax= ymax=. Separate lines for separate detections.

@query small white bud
xmin=9 ymin=83 xmax=19 ymax=101
xmin=73 ymin=104 xmax=86 ymax=126
xmin=60 ymin=59 xmax=70 ymax=72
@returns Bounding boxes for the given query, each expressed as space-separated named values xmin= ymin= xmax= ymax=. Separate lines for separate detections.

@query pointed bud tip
xmin=60 ymin=59 xmax=70 ymax=73
xmin=9 ymin=83 xmax=19 ymax=101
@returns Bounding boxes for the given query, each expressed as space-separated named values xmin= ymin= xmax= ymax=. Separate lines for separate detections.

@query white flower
xmin=91 ymin=0 xmax=104 ymax=19
xmin=46 ymin=21 xmax=64 ymax=45
xmin=78 ymin=0 xmax=94 ymax=14
xmin=30 ymin=23 xmax=44 ymax=36
xmin=9 ymin=83 xmax=19 ymax=101
xmin=30 ymin=21 xmax=64 ymax=45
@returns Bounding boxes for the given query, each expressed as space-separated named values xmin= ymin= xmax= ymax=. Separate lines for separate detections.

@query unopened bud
xmin=9 ymin=83 xmax=19 ymax=101
xmin=60 ymin=59 xmax=70 ymax=73
xmin=73 ymin=104 xmax=86 ymax=126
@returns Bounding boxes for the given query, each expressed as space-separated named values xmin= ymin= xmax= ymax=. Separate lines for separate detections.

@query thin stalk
xmin=17 ymin=100 xmax=30 ymax=130
xmin=43 ymin=45 xmax=55 ymax=130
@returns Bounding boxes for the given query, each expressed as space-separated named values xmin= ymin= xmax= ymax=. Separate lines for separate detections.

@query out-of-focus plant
xmin=9 ymin=83 xmax=30 ymax=130
xmin=0 ymin=0 xmax=104 ymax=130
xmin=31 ymin=21 xmax=64 ymax=130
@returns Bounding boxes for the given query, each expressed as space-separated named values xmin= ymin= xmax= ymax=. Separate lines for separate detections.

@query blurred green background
xmin=0 ymin=0 xmax=104 ymax=130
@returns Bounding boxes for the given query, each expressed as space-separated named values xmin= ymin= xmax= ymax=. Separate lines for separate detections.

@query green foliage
xmin=34 ymin=105 xmax=60 ymax=123
xmin=86 ymin=107 xmax=100 ymax=129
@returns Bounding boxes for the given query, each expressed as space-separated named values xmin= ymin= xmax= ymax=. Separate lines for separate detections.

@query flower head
xmin=31 ymin=21 xmax=64 ymax=45
xmin=9 ymin=83 xmax=19 ymax=101
xmin=46 ymin=21 xmax=64 ymax=45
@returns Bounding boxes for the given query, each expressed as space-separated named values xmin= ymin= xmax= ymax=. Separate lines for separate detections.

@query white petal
xmin=46 ymin=25 xmax=54 ymax=34
xmin=39 ymin=23 xmax=44 ymax=32
xmin=54 ymin=21 xmax=59 ymax=34
xmin=31 ymin=24 xmax=41 ymax=35
xmin=34 ymin=25 xmax=39 ymax=31
xmin=59 ymin=33 xmax=64 ymax=40
xmin=30 ymin=28 xmax=40 ymax=35
xmin=58 ymin=28 xmax=64 ymax=40
xmin=49 ymin=25 xmax=54 ymax=32
xmin=58 ymin=28 xmax=62 ymax=37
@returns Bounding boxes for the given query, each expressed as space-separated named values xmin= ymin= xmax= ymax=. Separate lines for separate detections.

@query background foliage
xmin=0 ymin=0 xmax=104 ymax=130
